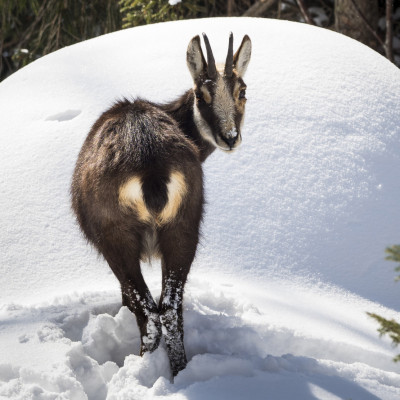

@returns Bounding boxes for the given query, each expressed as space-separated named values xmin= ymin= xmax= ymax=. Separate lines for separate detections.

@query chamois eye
xmin=195 ymin=91 xmax=203 ymax=100
xmin=239 ymin=89 xmax=246 ymax=99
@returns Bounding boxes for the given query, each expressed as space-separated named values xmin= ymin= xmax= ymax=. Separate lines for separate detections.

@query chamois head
xmin=187 ymin=32 xmax=252 ymax=152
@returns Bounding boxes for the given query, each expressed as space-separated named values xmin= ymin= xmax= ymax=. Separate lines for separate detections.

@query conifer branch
xmin=368 ymin=244 xmax=400 ymax=363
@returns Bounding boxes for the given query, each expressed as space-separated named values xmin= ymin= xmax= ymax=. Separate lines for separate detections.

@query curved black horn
xmin=224 ymin=32 xmax=234 ymax=77
xmin=202 ymin=33 xmax=217 ymax=79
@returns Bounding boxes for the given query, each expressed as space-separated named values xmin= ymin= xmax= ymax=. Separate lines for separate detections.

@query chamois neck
xmin=160 ymin=90 xmax=216 ymax=162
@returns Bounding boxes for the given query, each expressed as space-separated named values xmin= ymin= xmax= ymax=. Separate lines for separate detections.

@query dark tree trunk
xmin=335 ymin=0 xmax=380 ymax=52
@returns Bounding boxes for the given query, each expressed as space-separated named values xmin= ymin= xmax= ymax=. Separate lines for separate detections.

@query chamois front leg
xmin=159 ymin=263 xmax=190 ymax=376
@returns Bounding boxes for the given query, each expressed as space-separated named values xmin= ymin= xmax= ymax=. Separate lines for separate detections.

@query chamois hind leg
xmin=120 ymin=265 xmax=162 ymax=355
xmin=158 ymin=227 xmax=198 ymax=376
xmin=101 ymin=232 xmax=162 ymax=355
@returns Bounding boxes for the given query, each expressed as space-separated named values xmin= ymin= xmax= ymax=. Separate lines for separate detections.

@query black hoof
xmin=171 ymin=359 xmax=187 ymax=377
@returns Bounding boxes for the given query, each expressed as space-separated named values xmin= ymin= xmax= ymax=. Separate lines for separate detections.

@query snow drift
xmin=0 ymin=17 xmax=400 ymax=399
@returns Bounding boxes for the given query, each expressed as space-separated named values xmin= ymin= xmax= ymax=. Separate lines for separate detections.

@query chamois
xmin=71 ymin=32 xmax=252 ymax=376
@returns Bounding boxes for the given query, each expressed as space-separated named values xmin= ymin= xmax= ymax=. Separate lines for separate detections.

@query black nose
xmin=223 ymin=134 xmax=238 ymax=149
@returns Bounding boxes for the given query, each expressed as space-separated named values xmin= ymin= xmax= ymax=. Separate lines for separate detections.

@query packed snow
xmin=0 ymin=17 xmax=400 ymax=399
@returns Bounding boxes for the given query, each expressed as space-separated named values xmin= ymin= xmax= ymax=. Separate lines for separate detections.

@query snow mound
xmin=0 ymin=17 xmax=399 ymax=308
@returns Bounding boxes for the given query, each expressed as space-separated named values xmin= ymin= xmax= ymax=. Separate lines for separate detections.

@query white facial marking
xmin=193 ymin=104 xmax=218 ymax=147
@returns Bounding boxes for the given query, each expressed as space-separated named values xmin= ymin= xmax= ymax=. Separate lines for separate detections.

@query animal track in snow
xmin=1 ymin=287 xmax=399 ymax=400
xmin=45 ymin=109 xmax=81 ymax=121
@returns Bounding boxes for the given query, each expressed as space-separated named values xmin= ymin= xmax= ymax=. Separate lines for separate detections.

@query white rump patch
xmin=158 ymin=171 xmax=187 ymax=225
xmin=119 ymin=176 xmax=151 ymax=223
xmin=119 ymin=172 xmax=187 ymax=226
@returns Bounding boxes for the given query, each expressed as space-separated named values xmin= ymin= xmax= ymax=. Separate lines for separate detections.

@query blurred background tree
xmin=0 ymin=0 xmax=121 ymax=81
xmin=119 ymin=0 xmax=203 ymax=27
xmin=1 ymin=0 xmax=399 ymax=81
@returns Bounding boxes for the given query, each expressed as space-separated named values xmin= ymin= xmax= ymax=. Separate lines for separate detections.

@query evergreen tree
xmin=368 ymin=245 xmax=400 ymax=362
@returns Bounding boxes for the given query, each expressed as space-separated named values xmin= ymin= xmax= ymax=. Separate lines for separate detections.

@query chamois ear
xmin=233 ymin=35 xmax=252 ymax=77
xmin=187 ymin=35 xmax=207 ymax=81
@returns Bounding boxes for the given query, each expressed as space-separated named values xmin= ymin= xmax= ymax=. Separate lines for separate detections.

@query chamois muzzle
xmin=223 ymin=138 xmax=238 ymax=151
xmin=220 ymin=129 xmax=241 ymax=151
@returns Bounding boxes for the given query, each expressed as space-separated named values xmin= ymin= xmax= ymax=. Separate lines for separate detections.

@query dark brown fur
xmin=71 ymin=96 xmax=208 ymax=375
xmin=71 ymin=34 xmax=251 ymax=376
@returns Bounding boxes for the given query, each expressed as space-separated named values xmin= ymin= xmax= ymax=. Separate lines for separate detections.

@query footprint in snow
xmin=45 ymin=109 xmax=81 ymax=122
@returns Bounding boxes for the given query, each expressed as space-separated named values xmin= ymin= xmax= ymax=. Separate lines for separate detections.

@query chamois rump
xmin=71 ymin=33 xmax=252 ymax=376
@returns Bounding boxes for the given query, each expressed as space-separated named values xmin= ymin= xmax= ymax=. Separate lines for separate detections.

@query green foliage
xmin=368 ymin=245 xmax=400 ymax=362
xmin=385 ymin=245 xmax=400 ymax=281
xmin=0 ymin=0 xmax=250 ymax=81
xmin=1 ymin=0 xmax=230 ymax=80
xmin=118 ymin=0 xmax=213 ymax=29
xmin=0 ymin=0 xmax=121 ymax=81
xmin=367 ymin=312 xmax=400 ymax=362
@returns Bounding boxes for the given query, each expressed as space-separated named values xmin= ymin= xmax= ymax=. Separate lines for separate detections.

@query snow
xmin=0 ymin=16 xmax=400 ymax=399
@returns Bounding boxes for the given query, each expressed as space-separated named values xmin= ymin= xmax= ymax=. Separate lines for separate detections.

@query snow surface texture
xmin=0 ymin=17 xmax=400 ymax=399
